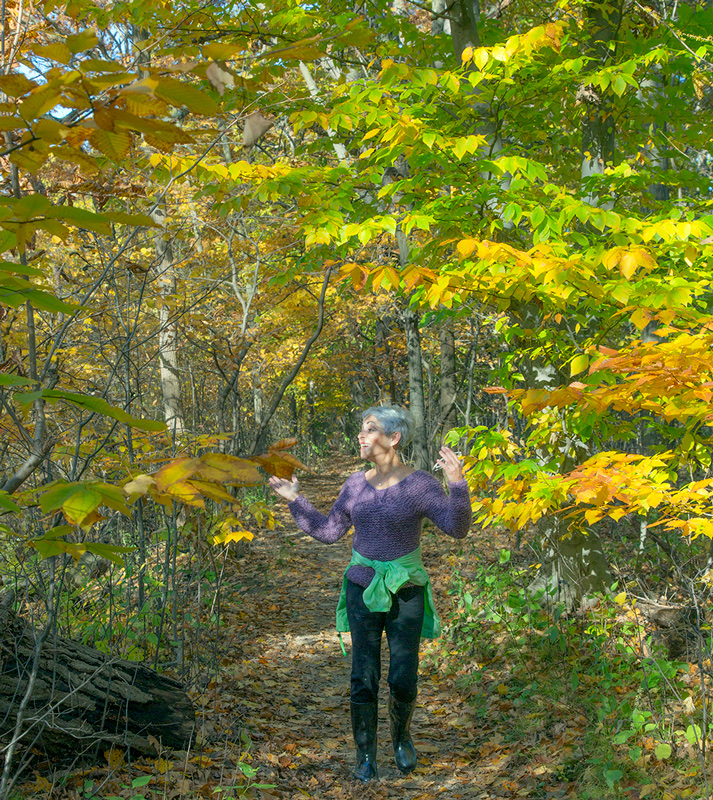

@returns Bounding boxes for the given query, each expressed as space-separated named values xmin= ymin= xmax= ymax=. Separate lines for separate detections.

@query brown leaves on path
xmin=200 ymin=455 xmax=574 ymax=800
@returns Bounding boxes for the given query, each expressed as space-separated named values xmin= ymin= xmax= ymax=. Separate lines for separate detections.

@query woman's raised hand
xmin=436 ymin=446 xmax=464 ymax=483
xmin=269 ymin=475 xmax=301 ymax=502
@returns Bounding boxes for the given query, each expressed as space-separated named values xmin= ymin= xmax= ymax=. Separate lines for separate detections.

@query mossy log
xmin=0 ymin=607 xmax=195 ymax=761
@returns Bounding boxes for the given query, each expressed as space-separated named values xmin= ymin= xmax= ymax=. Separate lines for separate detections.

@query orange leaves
xmin=339 ymin=262 xmax=367 ymax=291
xmin=470 ymin=328 xmax=713 ymax=540
xmin=510 ymin=333 xmax=713 ymax=425
xmin=252 ymin=444 xmax=311 ymax=480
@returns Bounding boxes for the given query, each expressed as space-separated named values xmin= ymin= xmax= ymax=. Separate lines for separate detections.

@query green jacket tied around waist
xmin=335 ymin=547 xmax=441 ymax=639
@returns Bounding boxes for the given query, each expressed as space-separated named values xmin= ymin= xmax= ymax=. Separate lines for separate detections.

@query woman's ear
xmin=391 ymin=431 xmax=402 ymax=449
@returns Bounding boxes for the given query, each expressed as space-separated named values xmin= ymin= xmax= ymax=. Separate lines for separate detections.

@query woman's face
xmin=358 ymin=415 xmax=399 ymax=461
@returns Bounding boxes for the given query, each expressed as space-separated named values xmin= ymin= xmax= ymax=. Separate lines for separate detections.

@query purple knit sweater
xmin=287 ymin=471 xmax=471 ymax=588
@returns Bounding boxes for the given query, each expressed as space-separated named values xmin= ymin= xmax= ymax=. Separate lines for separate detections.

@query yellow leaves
xmin=32 ymin=42 xmax=73 ymax=64
xmin=203 ymin=42 xmax=245 ymax=60
xmin=339 ymin=262 xmax=367 ymax=291
xmin=570 ymin=354 xmax=588 ymax=376
xmin=154 ymin=757 xmax=173 ymax=774
xmin=105 ymin=747 xmax=126 ymax=770
xmin=38 ymin=482 xmax=126 ymax=531
xmin=601 ymin=246 xmax=655 ymax=280
xmin=461 ymin=21 xmax=563 ymax=70
xmin=35 ymin=118 xmax=70 ymax=143
xmin=18 ymin=86 xmax=63 ymax=121
xmin=457 ymin=238 xmax=478 ymax=257
xmin=212 ymin=518 xmax=255 ymax=545
xmin=262 ymin=37 xmax=325 ymax=62
xmin=154 ymin=77 xmax=220 ymax=116
xmin=630 ymin=307 xmax=652 ymax=331
xmin=451 ymin=135 xmax=485 ymax=160
xmin=0 ymin=115 xmax=24 ymax=132
xmin=0 ymin=73 xmax=38 ymax=96
xmin=154 ymin=457 xmax=201 ymax=492
xmin=89 ymin=129 xmax=133 ymax=161
xmin=65 ymin=29 xmax=100 ymax=54
xmin=62 ymin=488 xmax=102 ymax=527
xmin=161 ymin=481 xmax=205 ymax=508
xmin=426 ymin=275 xmax=455 ymax=309
xmin=120 ymin=76 xmax=160 ymax=96
xmin=684 ymin=245 xmax=698 ymax=266
xmin=370 ymin=266 xmax=400 ymax=291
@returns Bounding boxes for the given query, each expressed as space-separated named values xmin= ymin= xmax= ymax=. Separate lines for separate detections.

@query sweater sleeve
xmin=419 ymin=475 xmax=471 ymax=539
xmin=287 ymin=474 xmax=355 ymax=543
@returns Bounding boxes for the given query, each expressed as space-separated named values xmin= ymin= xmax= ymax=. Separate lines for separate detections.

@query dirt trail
xmin=221 ymin=456 xmax=484 ymax=800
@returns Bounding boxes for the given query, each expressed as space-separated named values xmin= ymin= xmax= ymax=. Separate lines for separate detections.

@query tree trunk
xmin=527 ymin=522 xmax=612 ymax=611
xmin=639 ymin=71 xmax=670 ymax=203
xmin=152 ymin=206 xmax=185 ymax=439
xmin=375 ymin=317 xmax=396 ymax=404
xmin=0 ymin=608 xmax=195 ymax=761
xmin=252 ymin=359 xmax=264 ymax=429
xmin=448 ymin=0 xmax=481 ymax=56
xmin=403 ymin=308 xmax=430 ymax=470
xmin=580 ymin=0 xmax=619 ymax=207
xmin=439 ymin=324 xmax=457 ymax=444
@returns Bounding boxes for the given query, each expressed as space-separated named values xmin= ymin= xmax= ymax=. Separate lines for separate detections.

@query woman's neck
xmin=371 ymin=454 xmax=401 ymax=476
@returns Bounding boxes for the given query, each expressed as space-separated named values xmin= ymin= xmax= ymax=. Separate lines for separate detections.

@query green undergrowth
xmin=423 ymin=549 xmax=711 ymax=800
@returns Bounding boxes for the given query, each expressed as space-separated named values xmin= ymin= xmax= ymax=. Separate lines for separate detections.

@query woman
xmin=269 ymin=405 xmax=471 ymax=782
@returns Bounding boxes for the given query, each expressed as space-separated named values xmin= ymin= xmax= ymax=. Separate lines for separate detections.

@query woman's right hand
xmin=269 ymin=475 xmax=300 ymax=502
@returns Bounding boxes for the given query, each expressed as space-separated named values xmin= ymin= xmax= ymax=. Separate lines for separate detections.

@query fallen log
xmin=0 ymin=605 xmax=195 ymax=761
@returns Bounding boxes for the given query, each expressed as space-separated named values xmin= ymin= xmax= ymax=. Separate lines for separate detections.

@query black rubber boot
xmin=351 ymin=701 xmax=378 ymax=782
xmin=389 ymin=694 xmax=417 ymax=774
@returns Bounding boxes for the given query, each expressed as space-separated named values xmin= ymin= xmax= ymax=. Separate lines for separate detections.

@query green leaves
xmin=38 ymin=481 xmax=132 ymax=531
xmin=15 ymin=390 xmax=167 ymax=431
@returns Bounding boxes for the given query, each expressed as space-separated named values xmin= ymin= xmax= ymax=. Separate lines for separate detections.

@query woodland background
xmin=0 ymin=0 xmax=713 ymax=796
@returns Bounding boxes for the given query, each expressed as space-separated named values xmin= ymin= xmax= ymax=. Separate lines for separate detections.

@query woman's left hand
xmin=436 ymin=446 xmax=464 ymax=483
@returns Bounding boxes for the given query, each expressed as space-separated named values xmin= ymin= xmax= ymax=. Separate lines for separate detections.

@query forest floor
xmin=16 ymin=455 xmax=704 ymax=800
xmin=179 ymin=455 xmax=587 ymax=800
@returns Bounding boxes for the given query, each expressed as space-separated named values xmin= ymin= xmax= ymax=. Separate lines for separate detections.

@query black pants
xmin=346 ymin=579 xmax=425 ymax=705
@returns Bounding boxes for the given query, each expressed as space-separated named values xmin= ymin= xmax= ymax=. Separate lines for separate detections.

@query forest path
xmin=216 ymin=455 xmax=508 ymax=800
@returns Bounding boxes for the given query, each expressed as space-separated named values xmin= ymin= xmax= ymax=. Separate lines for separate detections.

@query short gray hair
xmin=362 ymin=405 xmax=415 ymax=449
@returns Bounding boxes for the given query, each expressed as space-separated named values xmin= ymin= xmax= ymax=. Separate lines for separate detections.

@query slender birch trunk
xmin=151 ymin=205 xmax=185 ymax=439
